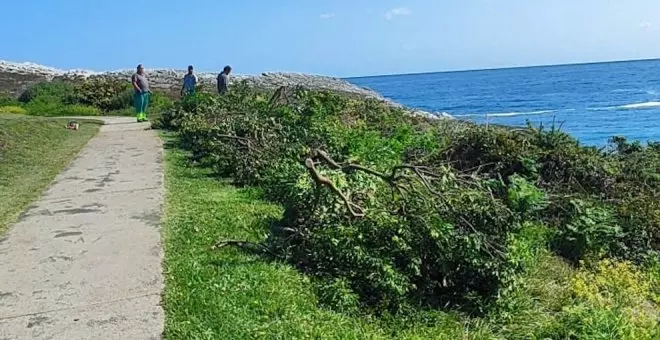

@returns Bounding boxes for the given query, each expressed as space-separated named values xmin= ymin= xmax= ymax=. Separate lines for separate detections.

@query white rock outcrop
xmin=0 ymin=60 xmax=452 ymax=119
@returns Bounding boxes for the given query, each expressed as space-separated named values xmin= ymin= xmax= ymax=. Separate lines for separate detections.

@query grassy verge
xmin=0 ymin=114 xmax=100 ymax=233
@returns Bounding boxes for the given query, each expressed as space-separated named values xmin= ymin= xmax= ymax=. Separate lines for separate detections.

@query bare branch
xmin=214 ymin=134 xmax=254 ymax=149
xmin=211 ymin=238 xmax=276 ymax=255
xmin=304 ymin=158 xmax=366 ymax=217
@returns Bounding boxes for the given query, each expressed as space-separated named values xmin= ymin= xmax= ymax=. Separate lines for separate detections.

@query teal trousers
xmin=134 ymin=92 xmax=150 ymax=116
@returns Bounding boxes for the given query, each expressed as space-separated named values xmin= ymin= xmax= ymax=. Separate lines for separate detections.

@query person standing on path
xmin=181 ymin=65 xmax=198 ymax=97
xmin=132 ymin=64 xmax=151 ymax=122
xmin=217 ymin=65 xmax=232 ymax=94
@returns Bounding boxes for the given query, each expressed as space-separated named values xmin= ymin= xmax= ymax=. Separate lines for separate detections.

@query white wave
xmin=589 ymin=101 xmax=660 ymax=111
xmin=620 ymin=101 xmax=660 ymax=109
xmin=455 ymin=110 xmax=556 ymax=118
xmin=588 ymin=106 xmax=617 ymax=111
xmin=610 ymin=89 xmax=658 ymax=96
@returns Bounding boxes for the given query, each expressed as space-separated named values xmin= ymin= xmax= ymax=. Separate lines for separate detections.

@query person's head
xmin=223 ymin=65 xmax=232 ymax=75
xmin=187 ymin=65 xmax=194 ymax=74
xmin=137 ymin=64 xmax=145 ymax=74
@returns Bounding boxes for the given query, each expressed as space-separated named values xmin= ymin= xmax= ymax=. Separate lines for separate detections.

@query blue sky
xmin=1 ymin=0 xmax=659 ymax=77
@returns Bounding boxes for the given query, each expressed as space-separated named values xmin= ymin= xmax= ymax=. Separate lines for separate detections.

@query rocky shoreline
xmin=0 ymin=60 xmax=452 ymax=119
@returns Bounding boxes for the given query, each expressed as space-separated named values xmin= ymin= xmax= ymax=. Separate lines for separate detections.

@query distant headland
xmin=0 ymin=60 xmax=452 ymax=119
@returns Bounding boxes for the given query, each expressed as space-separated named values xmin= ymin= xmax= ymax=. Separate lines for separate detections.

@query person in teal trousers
xmin=131 ymin=64 xmax=151 ymax=122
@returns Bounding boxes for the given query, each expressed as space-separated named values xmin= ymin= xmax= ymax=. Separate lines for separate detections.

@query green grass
xmin=0 ymin=114 xmax=101 ymax=233
xmin=162 ymin=136 xmax=660 ymax=339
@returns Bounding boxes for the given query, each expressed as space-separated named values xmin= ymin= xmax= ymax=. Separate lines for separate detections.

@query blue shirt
xmin=183 ymin=73 xmax=197 ymax=92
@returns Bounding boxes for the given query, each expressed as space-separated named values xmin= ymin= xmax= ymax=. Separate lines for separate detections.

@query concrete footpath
xmin=0 ymin=117 xmax=164 ymax=340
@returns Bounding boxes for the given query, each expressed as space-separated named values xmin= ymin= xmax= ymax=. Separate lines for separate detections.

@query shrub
xmin=268 ymin=157 xmax=527 ymax=313
xmin=648 ymin=260 xmax=660 ymax=304
xmin=19 ymin=81 xmax=76 ymax=105
xmin=0 ymin=93 xmax=18 ymax=106
xmin=540 ymin=259 xmax=659 ymax=339
xmin=551 ymin=199 xmax=623 ymax=263
xmin=167 ymin=86 xmax=548 ymax=314
xmin=73 ymin=76 xmax=134 ymax=111
xmin=0 ymin=106 xmax=26 ymax=114
xmin=149 ymin=91 xmax=174 ymax=110
xmin=506 ymin=175 xmax=548 ymax=219
xmin=162 ymin=85 xmax=660 ymax=319
xmin=24 ymin=99 xmax=62 ymax=116
xmin=420 ymin=122 xmax=659 ymax=264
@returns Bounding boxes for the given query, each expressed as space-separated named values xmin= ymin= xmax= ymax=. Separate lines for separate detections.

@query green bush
xmin=19 ymin=81 xmax=77 ymax=105
xmin=551 ymin=199 xmax=624 ymax=263
xmin=419 ymin=122 xmax=659 ymax=263
xmin=0 ymin=93 xmax=18 ymax=106
xmin=539 ymin=259 xmax=660 ymax=339
xmin=17 ymin=79 xmax=172 ymax=115
xmin=161 ymin=85 xmax=660 ymax=320
xmin=148 ymin=91 xmax=174 ymax=114
xmin=164 ymin=85 xmax=549 ymax=314
xmin=0 ymin=106 xmax=26 ymax=114
xmin=73 ymin=76 xmax=133 ymax=111
xmin=24 ymin=99 xmax=62 ymax=116
xmin=506 ymin=174 xmax=548 ymax=218
xmin=269 ymin=157 xmax=532 ymax=313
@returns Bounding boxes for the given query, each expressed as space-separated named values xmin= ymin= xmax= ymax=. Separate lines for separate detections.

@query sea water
xmin=348 ymin=59 xmax=660 ymax=146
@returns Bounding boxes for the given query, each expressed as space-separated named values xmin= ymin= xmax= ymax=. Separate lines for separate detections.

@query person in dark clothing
xmin=217 ymin=65 xmax=232 ymax=94
xmin=181 ymin=65 xmax=198 ymax=96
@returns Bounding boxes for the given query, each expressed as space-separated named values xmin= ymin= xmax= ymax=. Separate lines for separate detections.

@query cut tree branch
xmin=215 ymin=134 xmax=253 ymax=149
xmin=304 ymin=158 xmax=366 ymax=217
xmin=210 ymin=238 xmax=275 ymax=255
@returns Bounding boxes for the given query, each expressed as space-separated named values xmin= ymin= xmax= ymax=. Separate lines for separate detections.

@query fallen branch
xmin=305 ymin=158 xmax=366 ymax=217
xmin=311 ymin=149 xmax=450 ymax=202
xmin=210 ymin=238 xmax=275 ymax=255
xmin=268 ymin=86 xmax=293 ymax=108
xmin=215 ymin=134 xmax=254 ymax=149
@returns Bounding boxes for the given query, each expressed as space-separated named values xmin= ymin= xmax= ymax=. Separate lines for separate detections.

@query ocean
xmin=348 ymin=59 xmax=660 ymax=146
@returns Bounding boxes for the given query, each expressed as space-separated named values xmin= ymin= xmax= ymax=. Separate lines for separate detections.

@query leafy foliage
xmin=0 ymin=106 xmax=26 ymax=114
xmin=159 ymin=84 xmax=659 ymax=323
xmin=540 ymin=259 xmax=660 ymax=339
xmin=73 ymin=76 xmax=134 ymax=111
xmin=16 ymin=79 xmax=174 ymax=116
xmin=0 ymin=93 xmax=19 ymax=107
xmin=552 ymin=199 xmax=623 ymax=263
xmin=18 ymin=81 xmax=77 ymax=105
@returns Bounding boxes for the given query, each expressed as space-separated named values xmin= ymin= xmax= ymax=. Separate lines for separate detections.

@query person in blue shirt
xmin=181 ymin=65 xmax=198 ymax=96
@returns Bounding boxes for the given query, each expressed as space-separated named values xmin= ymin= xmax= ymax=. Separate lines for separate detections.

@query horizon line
xmin=3 ymin=56 xmax=659 ymax=79
xmin=346 ymin=57 xmax=660 ymax=79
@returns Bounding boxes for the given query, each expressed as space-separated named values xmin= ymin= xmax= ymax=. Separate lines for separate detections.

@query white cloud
xmin=320 ymin=13 xmax=336 ymax=20
xmin=385 ymin=7 xmax=411 ymax=20
xmin=639 ymin=21 xmax=652 ymax=30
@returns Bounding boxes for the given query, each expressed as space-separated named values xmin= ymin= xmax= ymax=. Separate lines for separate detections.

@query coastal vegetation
xmin=159 ymin=83 xmax=659 ymax=338
xmin=0 ymin=78 xmax=173 ymax=117
xmin=1 ymin=75 xmax=657 ymax=337
xmin=0 ymin=114 xmax=100 ymax=234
